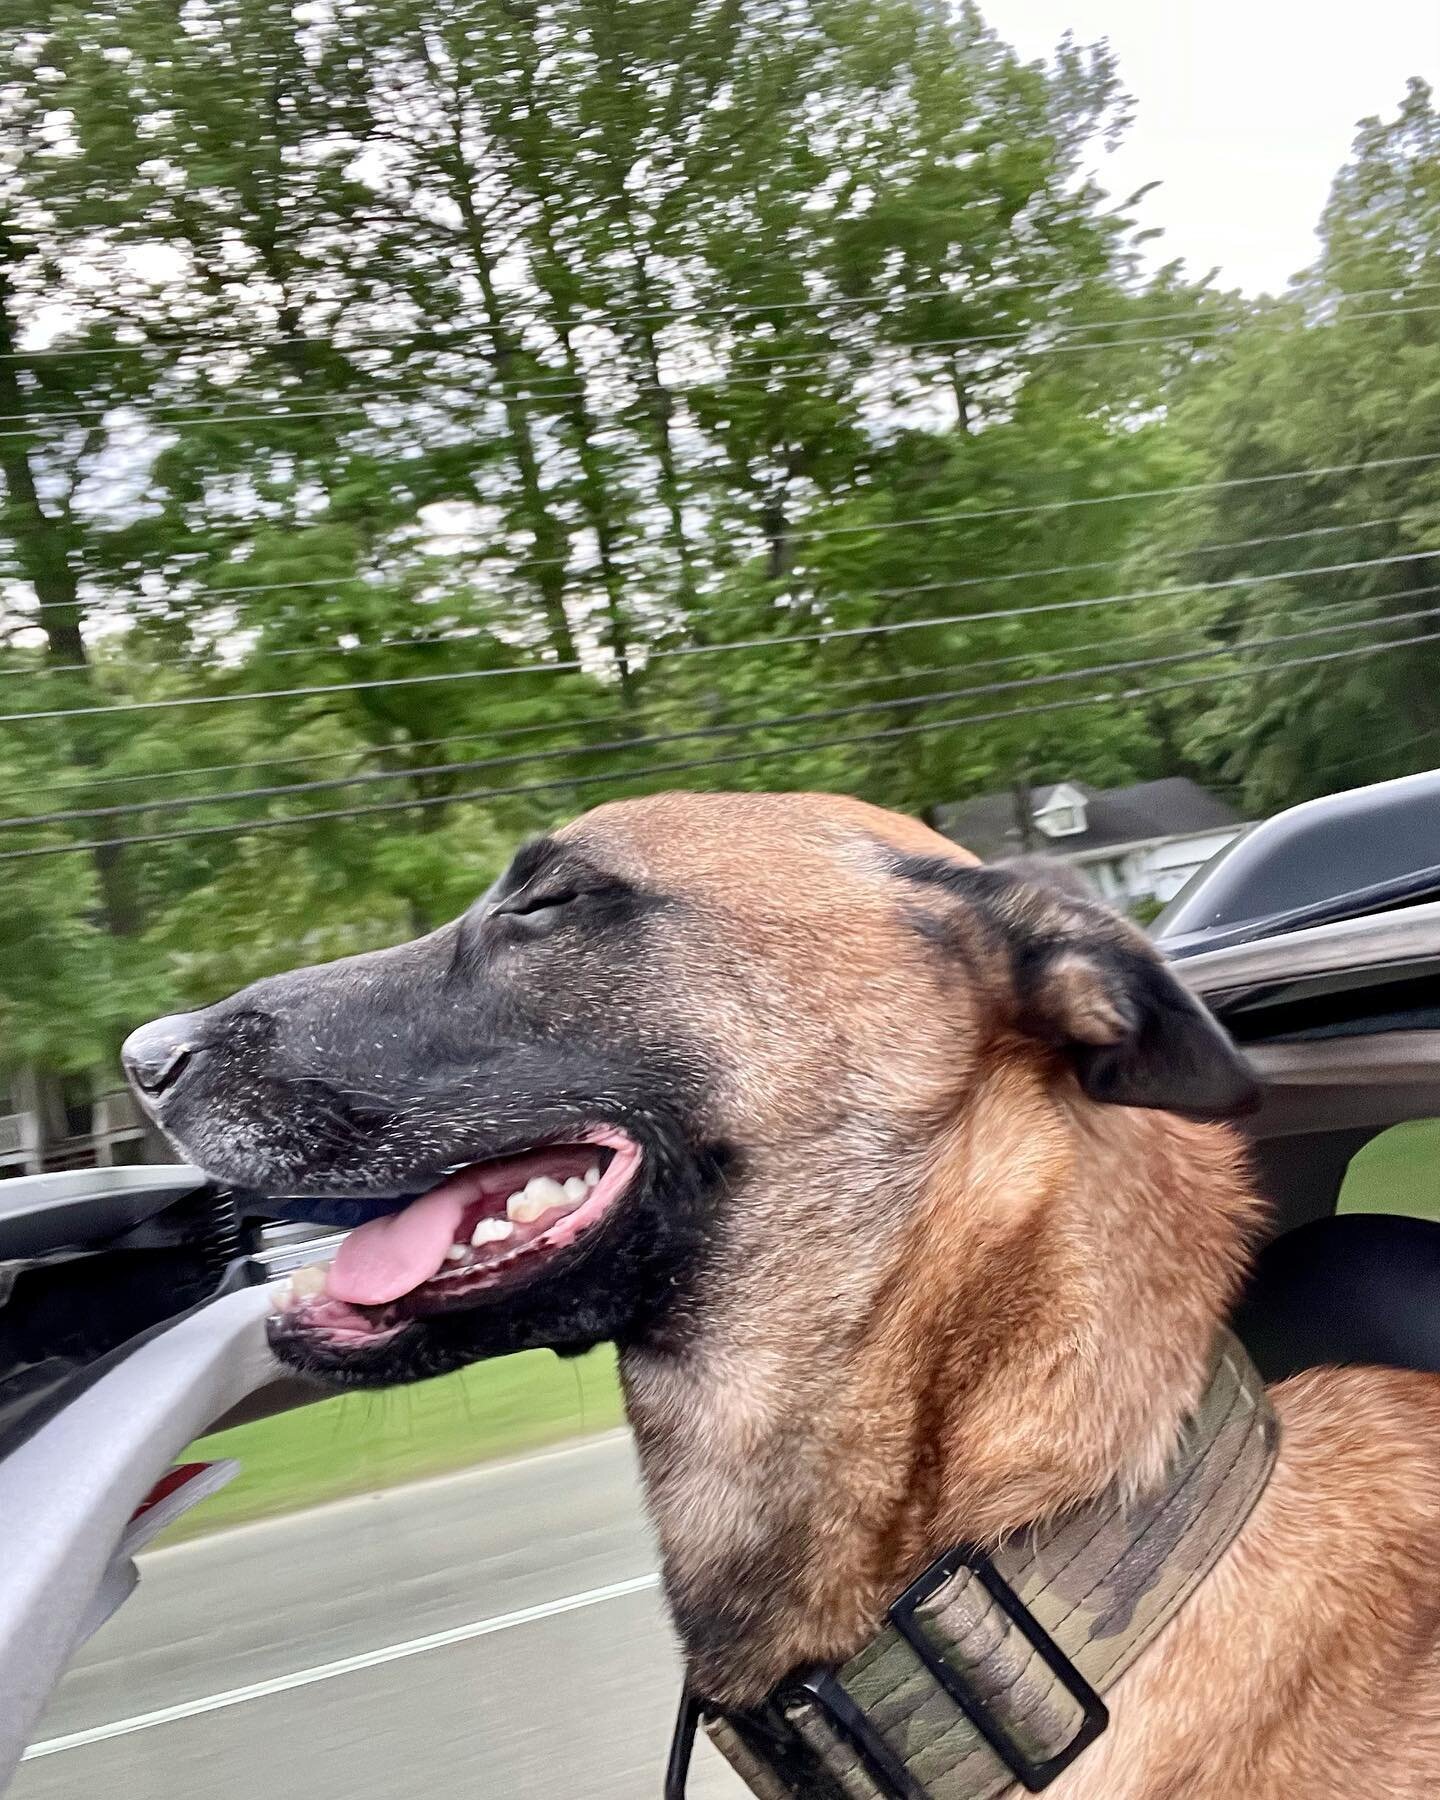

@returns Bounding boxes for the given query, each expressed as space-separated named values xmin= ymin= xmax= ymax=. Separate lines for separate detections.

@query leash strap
xmin=680 ymin=1332 xmax=1277 ymax=1799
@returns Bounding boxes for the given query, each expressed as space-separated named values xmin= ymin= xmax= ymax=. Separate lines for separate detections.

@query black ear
xmin=1038 ymin=937 xmax=1261 ymax=1119
xmin=899 ymin=858 xmax=1260 ymax=1121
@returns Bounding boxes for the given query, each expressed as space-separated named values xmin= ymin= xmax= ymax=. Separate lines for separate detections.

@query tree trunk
xmin=761 ymin=490 xmax=791 ymax=581
xmin=585 ymin=5 xmax=699 ymax=612
xmin=1010 ymin=772 xmax=1037 ymax=852
xmin=950 ymin=355 xmax=973 ymax=434
xmin=507 ymin=52 xmax=635 ymax=700
xmin=627 ymin=271 xmax=698 ymax=613
xmin=423 ymin=41 xmax=579 ymax=667
xmin=0 ymin=241 xmax=141 ymax=936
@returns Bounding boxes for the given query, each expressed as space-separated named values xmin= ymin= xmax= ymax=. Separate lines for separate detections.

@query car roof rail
xmin=1153 ymin=770 xmax=1440 ymax=959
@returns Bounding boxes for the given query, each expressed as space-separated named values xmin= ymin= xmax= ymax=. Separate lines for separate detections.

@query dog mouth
xmin=268 ymin=1126 xmax=642 ymax=1345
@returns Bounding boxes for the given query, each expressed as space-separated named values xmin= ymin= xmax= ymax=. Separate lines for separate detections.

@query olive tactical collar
xmin=666 ymin=1332 xmax=1278 ymax=1800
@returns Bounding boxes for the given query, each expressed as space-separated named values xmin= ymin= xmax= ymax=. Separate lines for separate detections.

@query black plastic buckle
xmin=665 ymin=1676 xmax=926 ymax=1800
xmin=665 ymin=1544 xmax=1109 ymax=1800
xmin=780 ymin=1670 xmax=930 ymax=1799
xmin=887 ymin=1546 xmax=1110 ymax=1793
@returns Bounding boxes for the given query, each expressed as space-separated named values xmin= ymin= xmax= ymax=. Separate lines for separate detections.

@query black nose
xmin=122 ymin=1012 xmax=204 ymax=1099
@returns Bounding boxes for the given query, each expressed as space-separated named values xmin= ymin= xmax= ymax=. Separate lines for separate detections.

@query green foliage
xmin=0 ymin=12 xmax=1437 ymax=1083
xmin=1135 ymin=80 xmax=1440 ymax=814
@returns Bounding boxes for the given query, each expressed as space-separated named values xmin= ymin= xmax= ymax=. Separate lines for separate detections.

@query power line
xmin=0 ymin=511 xmax=1409 ymax=664
xmin=5 ymin=604 xmax=1434 ymax=832
xmin=0 ymin=341 xmax=1136 ymax=438
xmin=4 ymin=487 xmax=1404 ymax=601
xmin=778 ymin=458 xmax=1440 ymax=542
xmin=0 ymin=299 xmax=1314 ymax=430
xmin=13 ymin=276 xmax=1439 ymax=363
xmin=5 ymin=451 xmax=1440 ymax=640
xmin=0 ymin=576 xmax=1409 ymax=800
xmin=3 ymin=626 xmax=1435 ymax=863
xmin=0 ymin=648 xmax=584 ymax=719
xmin=2 ymin=280 xmax=1135 ymax=361
xmin=1 ymin=316 xmax=1197 ymax=427
xmin=5 ymin=505 xmax=1415 ymax=624
xmin=640 ymin=303 xmax=1440 ymax=371
xmin=807 ymin=517 xmax=1412 ymax=607
xmin=12 ymin=302 xmax=1440 ymax=438
xmin=1312 ymin=721 xmax=1440 ymax=779
xmin=3 ymin=541 xmax=1436 ymax=724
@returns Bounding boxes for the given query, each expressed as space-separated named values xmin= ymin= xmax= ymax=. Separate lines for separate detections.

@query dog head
xmin=122 ymin=791 xmax=1257 ymax=1387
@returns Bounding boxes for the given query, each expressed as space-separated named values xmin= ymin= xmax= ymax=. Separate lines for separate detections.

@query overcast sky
xmin=985 ymin=0 xmax=1440 ymax=294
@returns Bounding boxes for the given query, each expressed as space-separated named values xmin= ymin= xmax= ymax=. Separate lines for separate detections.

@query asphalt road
xmin=13 ymin=1433 xmax=747 ymax=1800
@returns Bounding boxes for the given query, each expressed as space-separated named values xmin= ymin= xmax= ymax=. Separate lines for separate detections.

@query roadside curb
xmin=147 ymin=1427 xmax=634 ymax=1558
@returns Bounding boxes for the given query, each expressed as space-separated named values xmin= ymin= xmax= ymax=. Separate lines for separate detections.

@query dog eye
xmin=494 ymin=887 xmax=582 ymax=923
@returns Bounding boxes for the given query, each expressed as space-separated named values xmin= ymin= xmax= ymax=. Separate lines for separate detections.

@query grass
xmin=163 ymin=1120 xmax=1440 ymax=1544
xmin=161 ymin=1344 xmax=624 ymax=1544
xmin=1337 ymin=1117 xmax=1440 ymax=1221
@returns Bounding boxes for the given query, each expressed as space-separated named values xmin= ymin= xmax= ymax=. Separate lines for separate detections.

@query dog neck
xmin=619 ymin=1062 xmax=1262 ymax=1708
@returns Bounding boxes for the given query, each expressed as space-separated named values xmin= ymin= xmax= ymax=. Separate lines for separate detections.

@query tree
xmin=1139 ymin=79 xmax=1440 ymax=814
xmin=0 ymin=0 xmax=1250 ymax=1082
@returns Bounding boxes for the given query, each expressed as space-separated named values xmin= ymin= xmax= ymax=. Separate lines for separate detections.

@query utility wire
xmin=17 ymin=301 xmax=1440 ymax=436
xmin=3 ymin=297 xmax=1374 ymax=431
xmin=4 ymin=280 xmax=1162 ymax=359
xmin=0 ymin=315 xmax=1234 ymax=427
xmin=10 ymin=448 xmax=1439 ymax=622
xmin=1 ymin=491 xmax=1402 ymax=593
xmin=0 ymin=578 xmax=1411 ymax=800
xmin=0 ymin=512 xmax=1410 ymax=661
xmin=12 ymin=277 xmax=1438 ymax=362
xmin=4 ymin=604 xmax=1434 ymax=832
xmin=3 ymin=543 xmax=1436 ymax=725
xmin=0 ymin=321 xmax=1301 ymax=438
xmin=3 ymin=627 xmax=1435 ymax=863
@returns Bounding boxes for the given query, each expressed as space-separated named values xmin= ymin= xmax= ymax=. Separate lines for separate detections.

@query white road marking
xmin=22 ymin=1572 xmax=661 ymax=1760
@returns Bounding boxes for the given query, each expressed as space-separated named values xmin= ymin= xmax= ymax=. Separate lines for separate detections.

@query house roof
xmin=931 ymin=777 xmax=1242 ymax=862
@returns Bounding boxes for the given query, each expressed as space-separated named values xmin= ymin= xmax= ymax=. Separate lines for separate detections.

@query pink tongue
xmin=326 ymin=1186 xmax=467 ymax=1305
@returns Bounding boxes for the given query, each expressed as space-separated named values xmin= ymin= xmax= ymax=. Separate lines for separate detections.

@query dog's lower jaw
xmin=265 ymin=1131 xmax=733 ymax=1389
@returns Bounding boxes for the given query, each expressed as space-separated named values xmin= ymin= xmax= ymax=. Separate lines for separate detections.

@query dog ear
xmin=1013 ymin=927 xmax=1260 ymax=1119
xmin=902 ymin=857 xmax=1259 ymax=1120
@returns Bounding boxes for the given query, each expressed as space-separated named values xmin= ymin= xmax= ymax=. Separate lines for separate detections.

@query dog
xmin=123 ymin=792 xmax=1440 ymax=1798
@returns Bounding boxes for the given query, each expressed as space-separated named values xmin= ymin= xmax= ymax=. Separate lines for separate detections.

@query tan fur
xmin=554 ymin=791 xmax=1440 ymax=1797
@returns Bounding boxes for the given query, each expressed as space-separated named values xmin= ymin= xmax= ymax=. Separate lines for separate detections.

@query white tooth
xmin=584 ymin=1165 xmax=601 ymax=1187
xmin=269 ymin=1279 xmax=294 ymax=1313
xmin=472 ymin=1217 xmax=515 ymax=1245
xmin=563 ymin=1177 xmax=587 ymax=1202
xmin=509 ymin=1176 xmax=567 ymax=1222
xmin=445 ymin=1244 xmax=468 ymax=1261
xmin=290 ymin=1264 xmax=327 ymax=1298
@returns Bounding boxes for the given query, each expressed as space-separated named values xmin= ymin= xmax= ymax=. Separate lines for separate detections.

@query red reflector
xmin=130 ymin=1462 xmax=214 ymax=1524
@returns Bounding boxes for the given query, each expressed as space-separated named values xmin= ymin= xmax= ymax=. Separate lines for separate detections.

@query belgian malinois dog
xmin=124 ymin=794 xmax=1440 ymax=1798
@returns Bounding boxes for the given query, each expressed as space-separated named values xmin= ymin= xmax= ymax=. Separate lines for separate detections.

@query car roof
xmin=1154 ymin=769 xmax=1440 ymax=958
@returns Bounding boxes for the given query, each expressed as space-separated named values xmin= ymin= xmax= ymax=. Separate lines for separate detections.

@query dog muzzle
xmin=667 ymin=1331 xmax=1277 ymax=1799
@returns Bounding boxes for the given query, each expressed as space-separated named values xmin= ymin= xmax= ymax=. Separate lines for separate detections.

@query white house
xmin=930 ymin=778 xmax=1248 ymax=912
xmin=0 ymin=1067 xmax=157 ymax=1179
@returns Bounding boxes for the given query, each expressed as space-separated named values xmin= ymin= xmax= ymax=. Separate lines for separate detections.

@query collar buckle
xmin=666 ymin=1334 xmax=1275 ymax=1800
xmin=887 ymin=1546 xmax=1110 ymax=1792
xmin=667 ymin=1544 xmax=1110 ymax=1800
